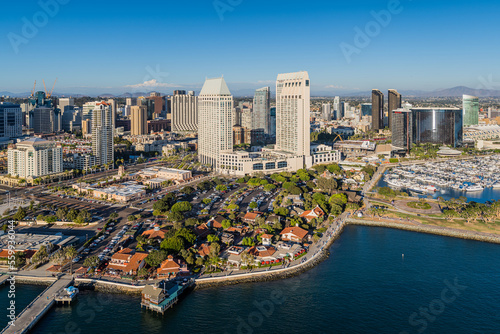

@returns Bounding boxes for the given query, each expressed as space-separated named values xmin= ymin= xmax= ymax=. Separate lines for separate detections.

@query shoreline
xmin=346 ymin=218 xmax=500 ymax=245
xmin=7 ymin=218 xmax=500 ymax=294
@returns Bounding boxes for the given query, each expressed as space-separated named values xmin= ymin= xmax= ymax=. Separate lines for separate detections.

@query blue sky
xmin=1 ymin=0 xmax=499 ymax=96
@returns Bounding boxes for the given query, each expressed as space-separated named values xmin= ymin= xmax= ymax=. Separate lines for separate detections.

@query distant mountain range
xmin=2 ymin=86 xmax=500 ymax=98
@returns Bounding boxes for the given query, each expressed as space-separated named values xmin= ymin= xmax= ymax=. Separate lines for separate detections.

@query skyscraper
xmin=391 ymin=105 xmax=413 ymax=153
xmin=275 ymin=71 xmax=310 ymax=157
xmin=388 ymin=89 xmax=402 ymax=129
xmin=131 ymin=105 xmax=148 ymax=135
xmin=198 ymin=77 xmax=233 ymax=167
xmin=463 ymin=95 xmax=479 ymax=126
xmin=32 ymin=107 xmax=56 ymax=134
xmin=322 ymin=103 xmax=331 ymax=121
xmin=334 ymin=96 xmax=340 ymax=120
xmin=58 ymin=97 xmax=74 ymax=115
xmin=0 ymin=102 xmax=22 ymax=139
xmin=92 ymin=101 xmax=114 ymax=166
xmin=253 ymin=87 xmax=271 ymax=134
xmin=8 ymin=138 xmax=62 ymax=178
xmin=125 ymin=97 xmax=135 ymax=106
xmin=361 ymin=103 xmax=372 ymax=117
xmin=372 ymin=89 xmax=384 ymax=130
xmin=269 ymin=107 xmax=276 ymax=138
xmin=171 ymin=90 xmax=198 ymax=133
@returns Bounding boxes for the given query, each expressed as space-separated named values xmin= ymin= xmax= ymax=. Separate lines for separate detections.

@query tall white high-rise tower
xmin=198 ymin=77 xmax=233 ymax=167
xmin=275 ymin=71 xmax=311 ymax=157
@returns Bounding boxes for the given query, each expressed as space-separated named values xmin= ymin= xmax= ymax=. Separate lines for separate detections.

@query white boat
xmin=493 ymin=183 xmax=500 ymax=189
xmin=425 ymin=185 xmax=437 ymax=192
xmin=465 ymin=185 xmax=484 ymax=192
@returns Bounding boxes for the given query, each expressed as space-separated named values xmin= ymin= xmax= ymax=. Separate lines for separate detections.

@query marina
xmin=382 ymin=155 xmax=500 ymax=197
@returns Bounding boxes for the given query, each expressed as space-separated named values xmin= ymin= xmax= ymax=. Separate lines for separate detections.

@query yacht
xmin=465 ymin=185 xmax=484 ymax=192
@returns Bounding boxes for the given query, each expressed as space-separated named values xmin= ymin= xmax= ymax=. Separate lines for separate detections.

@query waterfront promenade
xmin=1 ymin=276 xmax=73 ymax=334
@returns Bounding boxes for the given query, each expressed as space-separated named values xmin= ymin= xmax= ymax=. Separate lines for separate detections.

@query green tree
xmin=221 ymin=219 xmax=232 ymax=229
xmin=160 ymin=236 xmax=185 ymax=253
xmin=203 ymin=198 xmax=212 ymax=205
xmin=175 ymin=228 xmax=196 ymax=245
xmin=249 ymin=202 xmax=258 ymax=209
xmin=181 ymin=186 xmax=195 ymax=195
xmin=241 ymin=237 xmax=255 ymax=247
xmin=274 ymin=207 xmax=289 ymax=216
xmin=316 ymin=177 xmax=338 ymax=194
xmin=263 ymin=184 xmax=277 ymax=192
xmin=171 ymin=201 xmax=193 ymax=213
xmin=13 ymin=207 xmax=27 ymax=221
xmin=83 ymin=255 xmax=100 ymax=268
xmin=168 ymin=211 xmax=184 ymax=222
xmin=207 ymin=235 xmax=220 ymax=243
xmin=215 ymin=184 xmax=228 ymax=192
xmin=145 ymin=250 xmax=167 ymax=267
xmin=13 ymin=252 xmax=26 ymax=268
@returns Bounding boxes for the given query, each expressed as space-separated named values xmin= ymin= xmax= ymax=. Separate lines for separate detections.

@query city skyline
xmin=2 ymin=0 xmax=500 ymax=95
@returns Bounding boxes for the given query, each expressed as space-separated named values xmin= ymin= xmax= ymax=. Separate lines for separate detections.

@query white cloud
xmin=125 ymin=79 xmax=178 ymax=89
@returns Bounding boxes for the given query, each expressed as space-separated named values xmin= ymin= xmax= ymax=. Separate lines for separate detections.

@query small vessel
xmin=425 ymin=185 xmax=437 ymax=192
xmin=465 ymin=184 xmax=484 ymax=192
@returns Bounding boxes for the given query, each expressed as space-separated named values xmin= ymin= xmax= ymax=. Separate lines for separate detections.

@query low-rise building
xmin=280 ymin=226 xmax=309 ymax=243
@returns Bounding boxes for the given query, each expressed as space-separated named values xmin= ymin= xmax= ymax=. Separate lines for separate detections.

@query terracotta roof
xmin=243 ymin=212 xmax=260 ymax=221
xmin=111 ymin=248 xmax=134 ymax=261
xmin=280 ymin=226 xmax=308 ymax=240
xmin=299 ymin=205 xmax=325 ymax=220
xmin=248 ymin=246 xmax=276 ymax=258
xmin=123 ymin=252 xmax=148 ymax=273
xmin=194 ymin=223 xmax=211 ymax=238
xmin=261 ymin=234 xmax=273 ymax=239
xmin=142 ymin=228 xmax=168 ymax=239
xmin=157 ymin=255 xmax=181 ymax=275
xmin=197 ymin=243 xmax=211 ymax=257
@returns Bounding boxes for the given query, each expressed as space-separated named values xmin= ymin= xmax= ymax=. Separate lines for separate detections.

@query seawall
xmin=346 ymin=218 xmax=500 ymax=245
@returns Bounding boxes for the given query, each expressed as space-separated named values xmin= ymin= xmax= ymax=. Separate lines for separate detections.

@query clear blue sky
xmin=1 ymin=0 xmax=499 ymax=95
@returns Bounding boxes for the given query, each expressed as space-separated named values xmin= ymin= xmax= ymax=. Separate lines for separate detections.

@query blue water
xmin=32 ymin=226 xmax=500 ymax=334
xmin=0 ymin=282 xmax=46 ymax=330
xmin=377 ymin=175 xmax=500 ymax=203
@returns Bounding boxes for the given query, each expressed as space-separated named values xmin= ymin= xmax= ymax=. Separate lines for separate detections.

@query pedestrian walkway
xmin=1 ymin=276 xmax=73 ymax=334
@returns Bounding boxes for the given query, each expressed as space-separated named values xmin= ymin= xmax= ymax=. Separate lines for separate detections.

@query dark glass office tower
xmin=388 ymin=89 xmax=402 ymax=129
xmin=392 ymin=108 xmax=412 ymax=153
xmin=412 ymin=108 xmax=463 ymax=147
xmin=372 ymin=89 xmax=384 ymax=130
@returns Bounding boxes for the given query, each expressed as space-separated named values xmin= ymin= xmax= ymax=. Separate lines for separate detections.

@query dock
xmin=1 ymin=276 xmax=74 ymax=334
xmin=0 ymin=275 xmax=10 ymax=286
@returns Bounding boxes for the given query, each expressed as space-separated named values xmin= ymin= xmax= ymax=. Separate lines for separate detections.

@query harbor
xmin=382 ymin=155 xmax=500 ymax=196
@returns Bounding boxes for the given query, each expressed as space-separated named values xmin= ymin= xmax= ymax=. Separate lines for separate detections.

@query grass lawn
xmin=406 ymin=201 xmax=432 ymax=210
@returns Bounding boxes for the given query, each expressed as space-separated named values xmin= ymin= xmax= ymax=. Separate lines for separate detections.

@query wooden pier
xmin=1 ymin=276 xmax=74 ymax=334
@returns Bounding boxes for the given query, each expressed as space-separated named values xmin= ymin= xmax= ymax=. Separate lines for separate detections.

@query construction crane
xmin=30 ymin=80 xmax=36 ymax=98
xmin=42 ymin=78 xmax=57 ymax=98
xmin=48 ymin=78 xmax=57 ymax=98
xmin=333 ymin=133 xmax=345 ymax=143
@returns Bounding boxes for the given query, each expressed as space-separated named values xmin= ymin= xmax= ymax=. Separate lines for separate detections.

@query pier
xmin=1 ymin=276 xmax=74 ymax=334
